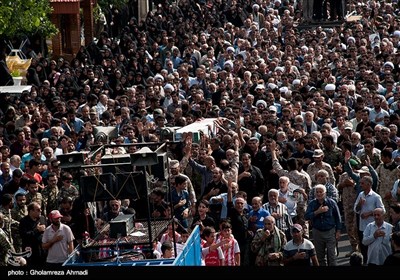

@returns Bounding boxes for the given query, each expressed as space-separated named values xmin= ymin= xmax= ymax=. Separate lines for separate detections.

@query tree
xmin=0 ymin=0 xmax=58 ymax=59
xmin=97 ymin=0 xmax=128 ymax=10
xmin=0 ymin=0 xmax=57 ymax=40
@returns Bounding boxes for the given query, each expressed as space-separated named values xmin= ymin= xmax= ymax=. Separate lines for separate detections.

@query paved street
xmin=308 ymin=224 xmax=353 ymax=266
xmin=337 ymin=231 xmax=352 ymax=266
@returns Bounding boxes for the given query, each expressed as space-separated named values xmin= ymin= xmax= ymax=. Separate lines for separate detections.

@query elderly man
xmin=251 ymin=215 xmax=287 ymax=266
xmin=354 ymin=176 xmax=385 ymax=264
xmin=362 ymin=208 xmax=392 ymax=265
xmin=305 ymin=184 xmax=342 ymax=266
xmin=306 ymin=149 xmax=335 ymax=187
xmin=263 ymin=188 xmax=293 ymax=241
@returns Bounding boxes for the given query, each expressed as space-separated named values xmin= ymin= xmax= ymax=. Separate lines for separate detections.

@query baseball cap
xmin=89 ymin=107 xmax=97 ymax=115
xmin=49 ymin=210 xmax=63 ymax=219
xmin=344 ymin=122 xmax=353 ymax=130
xmin=169 ymin=159 xmax=179 ymax=169
xmin=359 ymin=166 xmax=370 ymax=174
xmin=291 ymin=224 xmax=303 ymax=232
xmin=313 ymin=149 xmax=324 ymax=157
xmin=269 ymin=105 xmax=277 ymax=112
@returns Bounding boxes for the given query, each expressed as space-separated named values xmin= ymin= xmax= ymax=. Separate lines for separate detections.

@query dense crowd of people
xmin=1 ymin=0 xmax=400 ymax=267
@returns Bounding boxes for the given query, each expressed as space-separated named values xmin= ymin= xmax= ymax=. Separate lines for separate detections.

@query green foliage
xmin=0 ymin=0 xmax=58 ymax=39
xmin=97 ymin=0 xmax=129 ymax=10
xmin=10 ymin=69 xmax=21 ymax=77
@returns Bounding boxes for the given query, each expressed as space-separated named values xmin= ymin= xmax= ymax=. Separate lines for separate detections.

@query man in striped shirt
xmin=263 ymin=188 xmax=293 ymax=241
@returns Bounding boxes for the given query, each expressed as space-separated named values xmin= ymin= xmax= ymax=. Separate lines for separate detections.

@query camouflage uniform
xmin=57 ymin=185 xmax=79 ymax=203
xmin=41 ymin=186 xmax=59 ymax=217
xmin=376 ymin=162 xmax=399 ymax=221
xmin=337 ymin=172 xmax=359 ymax=252
xmin=11 ymin=205 xmax=27 ymax=253
xmin=26 ymin=192 xmax=43 ymax=209
xmin=0 ymin=207 xmax=21 ymax=254
xmin=357 ymin=151 xmax=382 ymax=169
xmin=181 ymin=156 xmax=203 ymax=200
xmin=323 ymin=146 xmax=342 ymax=170
xmin=306 ymin=162 xmax=336 ymax=187
xmin=0 ymin=207 xmax=14 ymax=245
xmin=0 ymin=228 xmax=14 ymax=266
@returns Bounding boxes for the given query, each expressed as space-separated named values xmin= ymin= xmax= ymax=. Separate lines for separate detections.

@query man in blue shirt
xmin=305 ymin=184 xmax=342 ymax=266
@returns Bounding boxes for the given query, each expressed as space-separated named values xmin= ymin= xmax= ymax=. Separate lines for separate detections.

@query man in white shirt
xmin=42 ymin=210 xmax=75 ymax=266
xmin=362 ymin=208 xmax=392 ymax=265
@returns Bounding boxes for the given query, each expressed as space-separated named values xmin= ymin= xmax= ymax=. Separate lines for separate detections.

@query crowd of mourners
xmin=1 ymin=0 xmax=400 ymax=267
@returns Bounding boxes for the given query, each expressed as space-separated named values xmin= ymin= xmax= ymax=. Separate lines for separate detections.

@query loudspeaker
xmin=151 ymin=153 xmax=169 ymax=181
xmin=57 ymin=153 xmax=85 ymax=169
xmin=101 ymin=154 xmax=133 ymax=173
xmin=80 ymin=173 xmax=117 ymax=202
xmin=130 ymin=147 xmax=158 ymax=166
xmin=114 ymin=172 xmax=147 ymax=200
xmin=109 ymin=214 xmax=135 ymax=238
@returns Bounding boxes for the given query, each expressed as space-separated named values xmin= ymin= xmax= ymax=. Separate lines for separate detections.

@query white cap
xmin=269 ymin=105 xmax=277 ymax=112
xmin=224 ymin=60 xmax=233 ymax=69
xmin=226 ymin=46 xmax=235 ymax=53
xmin=154 ymin=74 xmax=164 ymax=81
xmin=279 ymin=86 xmax=288 ymax=93
xmin=268 ymin=83 xmax=278 ymax=90
xmin=255 ymin=84 xmax=265 ymax=90
xmin=347 ymin=36 xmax=356 ymax=43
xmin=256 ymin=100 xmax=267 ymax=107
xmin=384 ymin=61 xmax=394 ymax=69
xmin=292 ymin=79 xmax=301 ymax=85
xmin=325 ymin=84 xmax=336 ymax=91
xmin=301 ymin=46 xmax=308 ymax=52
xmin=164 ymin=83 xmax=174 ymax=91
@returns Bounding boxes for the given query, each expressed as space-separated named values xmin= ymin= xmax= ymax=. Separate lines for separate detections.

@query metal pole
xmin=145 ymin=165 xmax=153 ymax=257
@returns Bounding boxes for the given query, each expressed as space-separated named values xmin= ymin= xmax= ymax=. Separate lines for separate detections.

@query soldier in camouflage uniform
xmin=11 ymin=193 xmax=28 ymax=253
xmin=375 ymin=149 xmax=399 ymax=221
xmin=57 ymin=172 xmax=79 ymax=203
xmin=41 ymin=172 xmax=60 ymax=218
xmin=25 ymin=179 xmax=43 ymax=211
xmin=0 ymin=212 xmax=15 ymax=266
xmin=181 ymin=143 xmax=205 ymax=201
xmin=321 ymin=135 xmax=342 ymax=169
xmin=340 ymin=151 xmax=380 ymax=256
xmin=0 ymin=194 xmax=19 ymax=249
xmin=337 ymin=170 xmax=359 ymax=256
xmin=356 ymin=138 xmax=382 ymax=169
